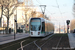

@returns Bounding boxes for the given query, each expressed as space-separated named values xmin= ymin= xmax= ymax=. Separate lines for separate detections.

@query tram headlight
xmin=38 ymin=32 xmax=40 ymax=35
xmin=31 ymin=32 xmax=33 ymax=35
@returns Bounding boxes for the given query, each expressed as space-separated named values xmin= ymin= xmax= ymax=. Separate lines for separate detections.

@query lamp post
xmin=59 ymin=22 xmax=60 ymax=33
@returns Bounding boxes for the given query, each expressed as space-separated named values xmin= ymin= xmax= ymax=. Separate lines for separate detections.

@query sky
xmin=18 ymin=0 xmax=74 ymax=26
xmin=17 ymin=0 xmax=74 ymax=32
xmin=33 ymin=0 xmax=74 ymax=25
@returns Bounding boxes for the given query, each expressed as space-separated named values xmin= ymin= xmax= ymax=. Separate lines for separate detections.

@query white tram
xmin=29 ymin=18 xmax=54 ymax=37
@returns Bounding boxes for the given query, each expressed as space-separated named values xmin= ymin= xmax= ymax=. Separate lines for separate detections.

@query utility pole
xmin=64 ymin=22 xmax=65 ymax=33
xmin=14 ymin=8 xmax=17 ymax=39
xmin=59 ymin=22 xmax=60 ymax=33
xmin=14 ymin=8 xmax=17 ymax=34
xmin=16 ymin=7 xmax=17 ymax=34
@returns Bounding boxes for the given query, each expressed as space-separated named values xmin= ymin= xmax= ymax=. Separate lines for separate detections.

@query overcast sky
xmin=18 ymin=0 xmax=74 ymax=25
xmin=33 ymin=0 xmax=74 ymax=25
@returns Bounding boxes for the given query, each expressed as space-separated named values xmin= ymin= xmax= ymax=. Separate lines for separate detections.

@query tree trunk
xmin=7 ymin=17 xmax=9 ymax=34
xmin=0 ymin=5 xmax=3 ymax=27
xmin=0 ymin=18 xmax=1 ymax=27
xmin=6 ymin=8 xmax=9 ymax=34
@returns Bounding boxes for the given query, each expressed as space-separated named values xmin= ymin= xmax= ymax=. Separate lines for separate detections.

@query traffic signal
xmin=66 ymin=20 xmax=70 ymax=25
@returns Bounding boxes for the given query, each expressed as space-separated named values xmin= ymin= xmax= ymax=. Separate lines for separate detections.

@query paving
xmin=68 ymin=33 xmax=75 ymax=49
xmin=0 ymin=33 xmax=29 ymax=45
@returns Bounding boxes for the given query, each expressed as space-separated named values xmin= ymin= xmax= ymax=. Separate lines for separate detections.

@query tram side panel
xmin=50 ymin=23 xmax=54 ymax=33
xmin=45 ymin=22 xmax=54 ymax=36
xmin=48 ymin=23 xmax=50 ymax=34
xmin=45 ymin=21 xmax=48 ymax=36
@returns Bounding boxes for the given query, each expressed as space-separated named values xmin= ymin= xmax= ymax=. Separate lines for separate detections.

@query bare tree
xmin=73 ymin=3 xmax=75 ymax=18
xmin=22 ymin=0 xmax=33 ymax=32
xmin=0 ymin=0 xmax=18 ymax=34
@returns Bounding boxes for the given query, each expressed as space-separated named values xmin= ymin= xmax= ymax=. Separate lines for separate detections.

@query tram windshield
xmin=30 ymin=18 xmax=41 ymax=31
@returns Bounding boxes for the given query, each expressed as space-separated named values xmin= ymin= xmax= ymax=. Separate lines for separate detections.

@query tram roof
xmin=30 ymin=17 xmax=52 ymax=23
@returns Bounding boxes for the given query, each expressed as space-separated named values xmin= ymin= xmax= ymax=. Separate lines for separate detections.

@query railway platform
xmin=68 ymin=33 xmax=75 ymax=48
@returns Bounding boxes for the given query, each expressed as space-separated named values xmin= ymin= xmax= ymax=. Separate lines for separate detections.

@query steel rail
xmin=55 ymin=34 xmax=64 ymax=50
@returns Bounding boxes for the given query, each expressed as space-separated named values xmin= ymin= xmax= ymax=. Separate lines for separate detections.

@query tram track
xmin=55 ymin=34 xmax=64 ymax=50
xmin=53 ymin=34 xmax=72 ymax=50
xmin=19 ymin=34 xmax=54 ymax=50
xmin=40 ymin=34 xmax=71 ymax=50
xmin=17 ymin=34 xmax=54 ymax=50
xmin=41 ymin=34 xmax=63 ymax=50
xmin=0 ymin=37 xmax=30 ymax=50
xmin=0 ymin=37 xmax=42 ymax=50
xmin=16 ymin=34 xmax=71 ymax=50
xmin=2 ymin=34 xmax=70 ymax=50
xmin=55 ymin=34 xmax=71 ymax=50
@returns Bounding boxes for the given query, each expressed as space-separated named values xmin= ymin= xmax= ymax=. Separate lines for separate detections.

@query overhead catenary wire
xmin=35 ymin=0 xmax=66 ymax=33
xmin=35 ymin=0 xmax=66 ymax=22
xmin=35 ymin=0 xmax=52 ymax=19
xmin=35 ymin=0 xmax=56 ymax=18
xmin=35 ymin=0 xmax=62 ymax=16
xmin=36 ymin=0 xmax=41 ymax=4
xmin=35 ymin=0 xmax=50 ymax=13
xmin=56 ymin=0 xmax=63 ymax=17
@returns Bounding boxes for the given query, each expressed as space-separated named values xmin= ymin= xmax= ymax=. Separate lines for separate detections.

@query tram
xmin=29 ymin=18 xmax=54 ymax=37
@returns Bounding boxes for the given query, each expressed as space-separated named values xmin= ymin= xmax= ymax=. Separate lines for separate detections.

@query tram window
xmin=42 ymin=22 xmax=45 ymax=32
